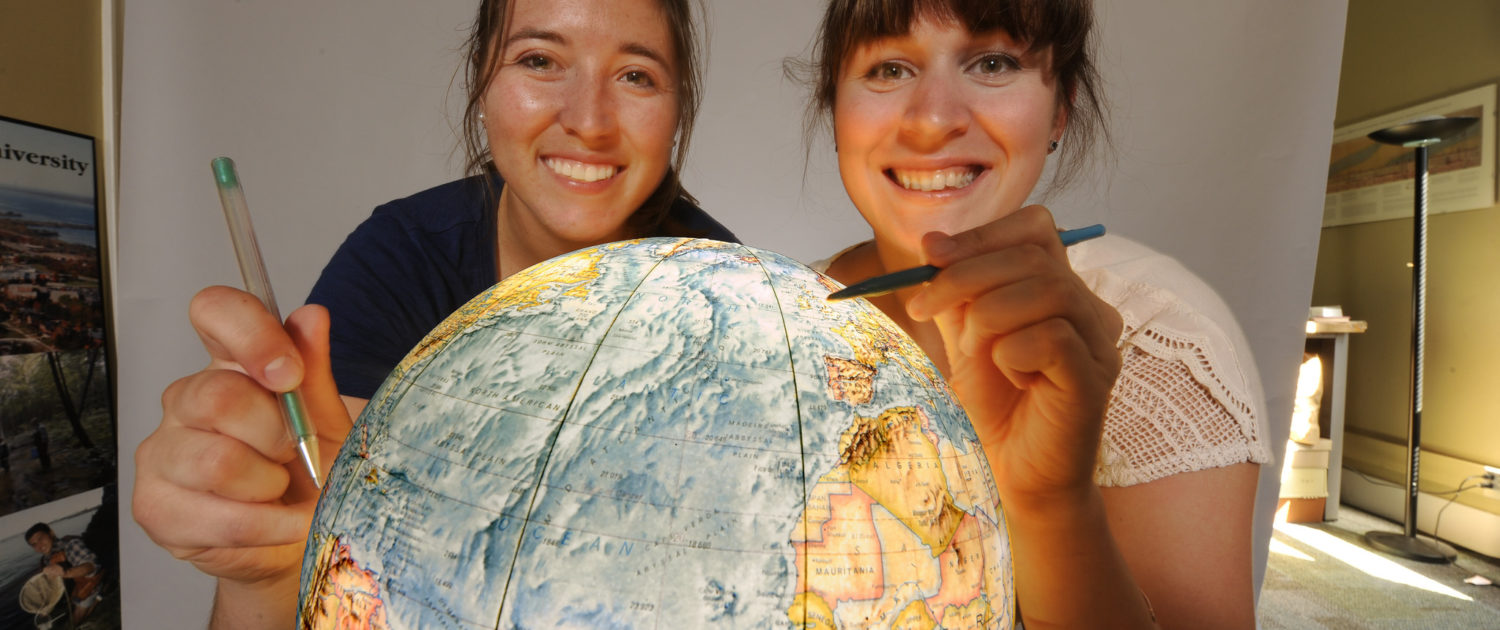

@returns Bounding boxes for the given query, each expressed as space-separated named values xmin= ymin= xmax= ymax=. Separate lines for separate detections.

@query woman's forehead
xmin=841 ymin=18 xmax=1040 ymax=67
xmin=499 ymin=0 xmax=677 ymax=69
xmin=833 ymin=0 xmax=1057 ymax=53
xmin=502 ymin=0 xmax=671 ymax=43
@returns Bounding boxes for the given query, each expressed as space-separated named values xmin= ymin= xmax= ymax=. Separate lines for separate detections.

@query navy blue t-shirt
xmin=307 ymin=174 xmax=738 ymax=399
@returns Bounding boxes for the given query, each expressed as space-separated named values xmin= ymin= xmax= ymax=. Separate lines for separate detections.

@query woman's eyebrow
xmin=504 ymin=27 xmax=565 ymax=49
xmin=621 ymin=42 xmax=670 ymax=69
xmin=502 ymin=29 xmax=668 ymax=71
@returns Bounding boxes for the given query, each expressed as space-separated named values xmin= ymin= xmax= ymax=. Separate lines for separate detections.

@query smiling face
xmin=483 ymin=0 xmax=680 ymax=254
xmin=833 ymin=15 xmax=1065 ymax=258
xmin=27 ymin=531 xmax=52 ymax=556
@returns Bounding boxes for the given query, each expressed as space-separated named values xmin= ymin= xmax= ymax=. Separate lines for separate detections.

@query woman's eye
xmin=868 ymin=62 xmax=912 ymax=82
xmin=520 ymin=54 xmax=554 ymax=70
xmin=622 ymin=70 xmax=655 ymax=88
xmin=970 ymin=53 xmax=1019 ymax=77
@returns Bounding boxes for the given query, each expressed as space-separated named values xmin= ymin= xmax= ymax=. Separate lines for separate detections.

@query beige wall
xmin=0 ymin=1 xmax=103 ymax=139
xmin=1314 ymin=1 xmax=1500 ymax=511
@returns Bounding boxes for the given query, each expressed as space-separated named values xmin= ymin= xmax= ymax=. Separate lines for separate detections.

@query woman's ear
xmin=1052 ymin=85 xmax=1073 ymax=143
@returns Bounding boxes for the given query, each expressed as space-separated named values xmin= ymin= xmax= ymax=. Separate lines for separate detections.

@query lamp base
xmin=1364 ymin=531 xmax=1457 ymax=564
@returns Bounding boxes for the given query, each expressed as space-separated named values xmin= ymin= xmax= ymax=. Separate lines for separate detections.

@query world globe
xmin=296 ymin=237 xmax=1013 ymax=629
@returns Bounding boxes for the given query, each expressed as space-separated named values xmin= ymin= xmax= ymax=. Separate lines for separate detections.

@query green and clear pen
xmin=211 ymin=157 xmax=322 ymax=488
xmin=827 ymin=223 xmax=1106 ymax=301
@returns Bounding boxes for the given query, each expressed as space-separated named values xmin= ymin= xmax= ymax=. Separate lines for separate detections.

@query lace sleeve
xmin=1072 ymin=237 xmax=1273 ymax=487
xmin=1096 ymin=327 xmax=1271 ymax=486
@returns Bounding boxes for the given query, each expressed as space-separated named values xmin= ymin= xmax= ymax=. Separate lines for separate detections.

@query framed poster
xmin=1323 ymin=84 xmax=1496 ymax=227
xmin=0 ymin=115 xmax=118 ymax=629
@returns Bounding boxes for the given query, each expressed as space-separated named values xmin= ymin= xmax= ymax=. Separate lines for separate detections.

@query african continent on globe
xmin=297 ymin=237 xmax=1014 ymax=629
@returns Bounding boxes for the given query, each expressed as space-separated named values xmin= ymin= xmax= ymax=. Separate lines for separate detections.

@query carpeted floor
xmin=1259 ymin=505 xmax=1500 ymax=629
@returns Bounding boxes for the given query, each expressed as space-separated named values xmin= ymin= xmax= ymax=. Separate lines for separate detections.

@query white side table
xmin=1305 ymin=319 xmax=1366 ymax=521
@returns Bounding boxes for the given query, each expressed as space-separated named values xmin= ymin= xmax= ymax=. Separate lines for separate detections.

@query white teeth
xmin=891 ymin=167 xmax=977 ymax=192
xmin=545 ymin=158 xmax=618 ymax=183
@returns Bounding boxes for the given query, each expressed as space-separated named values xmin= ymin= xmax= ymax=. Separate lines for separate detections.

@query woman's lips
xmin=886 ymin=165 xmax=983 ymax=192
xmin=544 ymin=157 xmax=620 ymax=183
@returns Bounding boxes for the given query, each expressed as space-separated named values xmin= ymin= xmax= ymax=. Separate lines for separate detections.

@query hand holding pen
xmin=211 ymin=157 xmax=322 ymax=488
xmin=892 ymin=206 xmax=1124 ymax=509
xmin=132 ymin=162 xmax=355 ymax=605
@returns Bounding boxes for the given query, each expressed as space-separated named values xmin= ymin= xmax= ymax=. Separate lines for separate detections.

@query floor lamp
xmin=1362 ymin=115 xmax=1478 ymax=564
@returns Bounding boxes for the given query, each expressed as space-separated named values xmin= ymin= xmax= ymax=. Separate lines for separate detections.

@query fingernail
xmin=929 ymin=235 xmax=957 ymax=258
xmin=906 ymin=295 xmax=929 ymax=322
xmin=263 ymin=354 xmax=302 ymax=392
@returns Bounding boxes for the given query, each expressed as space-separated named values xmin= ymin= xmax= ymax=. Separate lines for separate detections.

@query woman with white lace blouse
xmin=804 ymin=0 xmax=1269 ymax=628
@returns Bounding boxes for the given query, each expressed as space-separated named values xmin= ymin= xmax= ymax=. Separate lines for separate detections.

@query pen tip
xmin=299 ymin=440 xmax=324 ymax=489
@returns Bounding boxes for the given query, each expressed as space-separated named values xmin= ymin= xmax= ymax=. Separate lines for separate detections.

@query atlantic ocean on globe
xmin=296 ymin=237 xmax=1013 ymax=629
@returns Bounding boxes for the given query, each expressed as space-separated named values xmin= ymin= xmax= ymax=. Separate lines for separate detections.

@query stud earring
xmin=1048 ymin=140 xmax=1059 ymax=154
xmin=477 ymin=111 xmax=486 ymax=122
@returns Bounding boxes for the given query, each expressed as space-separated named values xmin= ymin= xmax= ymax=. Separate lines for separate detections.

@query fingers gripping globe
xmin=297 ymin=238 xmax=1014 ymax=629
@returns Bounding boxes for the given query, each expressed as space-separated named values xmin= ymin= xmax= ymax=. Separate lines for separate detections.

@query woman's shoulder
xmin=1067 ymin=234 xmax=1241 ymax=344
xmin=313 ymin=173 xmax=500 ymax=307
xmin=366 ymin=173 xmax=497 ymax=234
xmin=665 ymin=197 xmax=740 ymax=243
xmin=1067 ymin=234 xmax=1253 ymax=388
xmin=806 ymin=242 xmax=867 ymax=275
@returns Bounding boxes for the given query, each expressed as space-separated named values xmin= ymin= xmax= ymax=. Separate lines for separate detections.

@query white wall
xmin=116 ymin=1 xmax=1345 ymax=626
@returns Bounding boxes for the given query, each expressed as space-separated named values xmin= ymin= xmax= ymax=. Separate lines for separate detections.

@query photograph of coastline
xmin=0 ymin=116 xmax=114 ymax=517
xmin=0 ymin=117 xmax=106 ymax=357
xmin=0 ymin=116 xmax=117 ymax=628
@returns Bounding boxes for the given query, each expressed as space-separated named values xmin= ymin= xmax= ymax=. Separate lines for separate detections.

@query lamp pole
xmin=1362 ymin=115 xmax=1477 ymax=564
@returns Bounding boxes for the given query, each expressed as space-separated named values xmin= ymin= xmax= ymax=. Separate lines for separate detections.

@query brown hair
xmin=458 ymin=0 xmax=704 ymax=231
xmin=805 ymin=0 xmax=1109 ymax=193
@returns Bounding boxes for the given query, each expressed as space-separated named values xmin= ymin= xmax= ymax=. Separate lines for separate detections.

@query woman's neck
xmin=492 ymin=186 xmax=633 ymax=281
xmin=827 ymin=241 xmax=951 ymax=376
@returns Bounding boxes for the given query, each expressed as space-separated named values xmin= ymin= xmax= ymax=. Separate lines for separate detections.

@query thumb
xmin=283 ymin=304 xmax=352 ymax=447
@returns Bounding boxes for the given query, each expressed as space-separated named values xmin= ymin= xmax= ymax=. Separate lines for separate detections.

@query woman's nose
xmin=899 ymin=72 xmax=970 ymax=150
xmin=559 ymin=73 xmax=618 ymax=144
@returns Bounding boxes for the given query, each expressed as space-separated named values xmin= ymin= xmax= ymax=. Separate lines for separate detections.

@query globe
xmin=297 ymin=237 xmax=1013 ymax=629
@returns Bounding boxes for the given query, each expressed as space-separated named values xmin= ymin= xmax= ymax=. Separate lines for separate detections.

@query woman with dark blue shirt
xmin=133 ymin=1 xmax=735 ymax=627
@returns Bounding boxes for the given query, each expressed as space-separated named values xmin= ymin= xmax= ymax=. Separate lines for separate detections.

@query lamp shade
xmin=1368 ymin=116 xmax=1478 ymax=147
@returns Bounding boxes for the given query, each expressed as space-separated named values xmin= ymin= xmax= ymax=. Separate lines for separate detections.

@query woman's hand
xmin=133 ymin=286 xmax=355 ymax=625
xmin=906 ymin=205 xmax=1123 ymax=511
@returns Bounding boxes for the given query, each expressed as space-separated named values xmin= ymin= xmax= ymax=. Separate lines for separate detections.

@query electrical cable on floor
xmin=1348 ymin=466 xmax=1480 ymax=495
xmin=1432 ymin=475 xmax=1486 ymax=541
xmin=1341 ymin=466 xmax=1500 ymax=577
xmin=1330 ymin=468 xmax=1500 ymax=591
xmin=1430 ymin=473 xmax=1500 ymax=590
xmin=1351 ymin=468 xmax=1490 ymax=557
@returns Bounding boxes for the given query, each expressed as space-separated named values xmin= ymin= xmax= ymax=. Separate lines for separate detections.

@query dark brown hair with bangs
xmin=807 ymin=0 xmax=1108 ymax=193
xmin=457 ymin=0 xmax=704 ymax=233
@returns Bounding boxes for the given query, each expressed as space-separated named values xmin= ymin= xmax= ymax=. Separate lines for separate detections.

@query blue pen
xmin=826 ymin=223 xmax=1106 ymax=301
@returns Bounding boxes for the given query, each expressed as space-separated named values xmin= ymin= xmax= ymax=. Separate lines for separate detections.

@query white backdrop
xmin=115 ymin=1 xmax=1346 ymax=626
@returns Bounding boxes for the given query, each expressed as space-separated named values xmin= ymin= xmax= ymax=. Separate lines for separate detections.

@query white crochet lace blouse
xmin=810 ymin=235 xmax=1272 ymax=487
